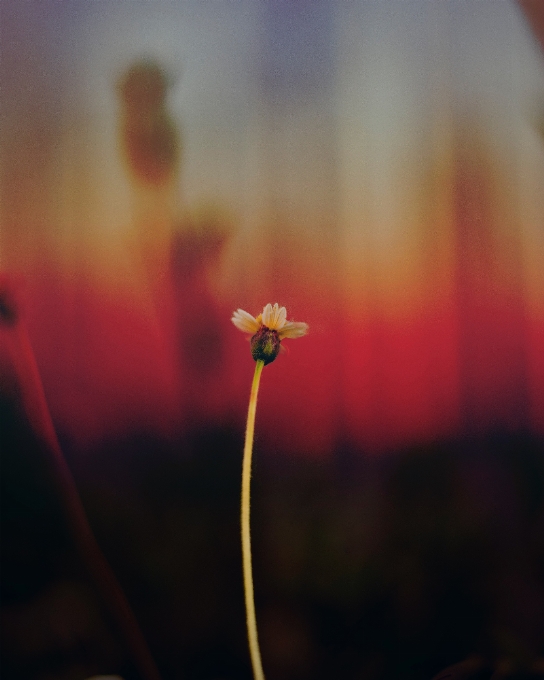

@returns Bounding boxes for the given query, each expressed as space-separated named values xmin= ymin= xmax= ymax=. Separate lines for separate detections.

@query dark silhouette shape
xmin=118 ymin=60 xmax=180 ymax=186
xmin=0 ymin=278 xmax=163 ymax=680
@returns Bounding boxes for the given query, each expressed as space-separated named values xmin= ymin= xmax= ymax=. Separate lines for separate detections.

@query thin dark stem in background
xmin=0 ymin=291 xmax=162 ymax=680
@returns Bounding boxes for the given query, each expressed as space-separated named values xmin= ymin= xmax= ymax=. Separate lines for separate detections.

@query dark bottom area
xmin=2 ymin=398 xmax=544 ymax=679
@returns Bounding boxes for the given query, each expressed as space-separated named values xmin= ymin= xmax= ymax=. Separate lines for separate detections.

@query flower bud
xmin=250 ymin=327 xmax=280 ymax=365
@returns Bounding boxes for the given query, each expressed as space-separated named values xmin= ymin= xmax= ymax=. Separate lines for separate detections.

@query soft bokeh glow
xmin=1 ymin=0 xmax=543 ymax=453
xmin=3 ymin=3 xmax=544 ymax=680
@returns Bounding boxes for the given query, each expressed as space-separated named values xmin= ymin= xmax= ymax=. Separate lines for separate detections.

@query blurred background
xmin=1 ymin=1 xmax=544 ymax=679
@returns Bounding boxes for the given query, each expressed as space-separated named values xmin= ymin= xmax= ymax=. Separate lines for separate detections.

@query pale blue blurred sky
xmin=2 ymin=0 xmax=542 ymax=286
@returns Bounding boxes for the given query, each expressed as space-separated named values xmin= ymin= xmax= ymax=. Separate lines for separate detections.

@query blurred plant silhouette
xmin=118 ymin=60 xmax=180 ymax=188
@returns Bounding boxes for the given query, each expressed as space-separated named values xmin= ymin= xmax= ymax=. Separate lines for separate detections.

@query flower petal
xmin=261 ymin=303 xmax=273 ymax=327
xmin=232 ymin=309 xmax=260 ymax=334
xmin=262 ymin=303 xmax=287 ymax=330
xmin=275 ymin=305 xmax=287 ymax=330
xmin=269 ymin=303 xmax=281 ymax=327
xmin=278 ymin=321 xmax=309 ymax=339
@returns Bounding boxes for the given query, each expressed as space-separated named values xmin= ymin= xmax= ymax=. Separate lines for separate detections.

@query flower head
xmin=232 ymin=303 xmax=308 ymax=365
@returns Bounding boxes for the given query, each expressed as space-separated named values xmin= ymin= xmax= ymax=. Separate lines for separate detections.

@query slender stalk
xmin=241 ymin=359 xmax=266 ymax=680
xmin=4 ymin=312 xmax=162 ymax=680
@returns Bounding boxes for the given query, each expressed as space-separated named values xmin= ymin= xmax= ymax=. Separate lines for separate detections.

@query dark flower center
xmin=250 ymin=326 xmax=280 ymax=365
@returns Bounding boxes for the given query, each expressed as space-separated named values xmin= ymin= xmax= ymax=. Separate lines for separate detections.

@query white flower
xmin=232 ymin=303 xmax=308 ymax=340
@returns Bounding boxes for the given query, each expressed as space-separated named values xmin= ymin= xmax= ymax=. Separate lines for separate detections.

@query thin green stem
xmin=241 ymin=359 xmax=266 ymax=680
